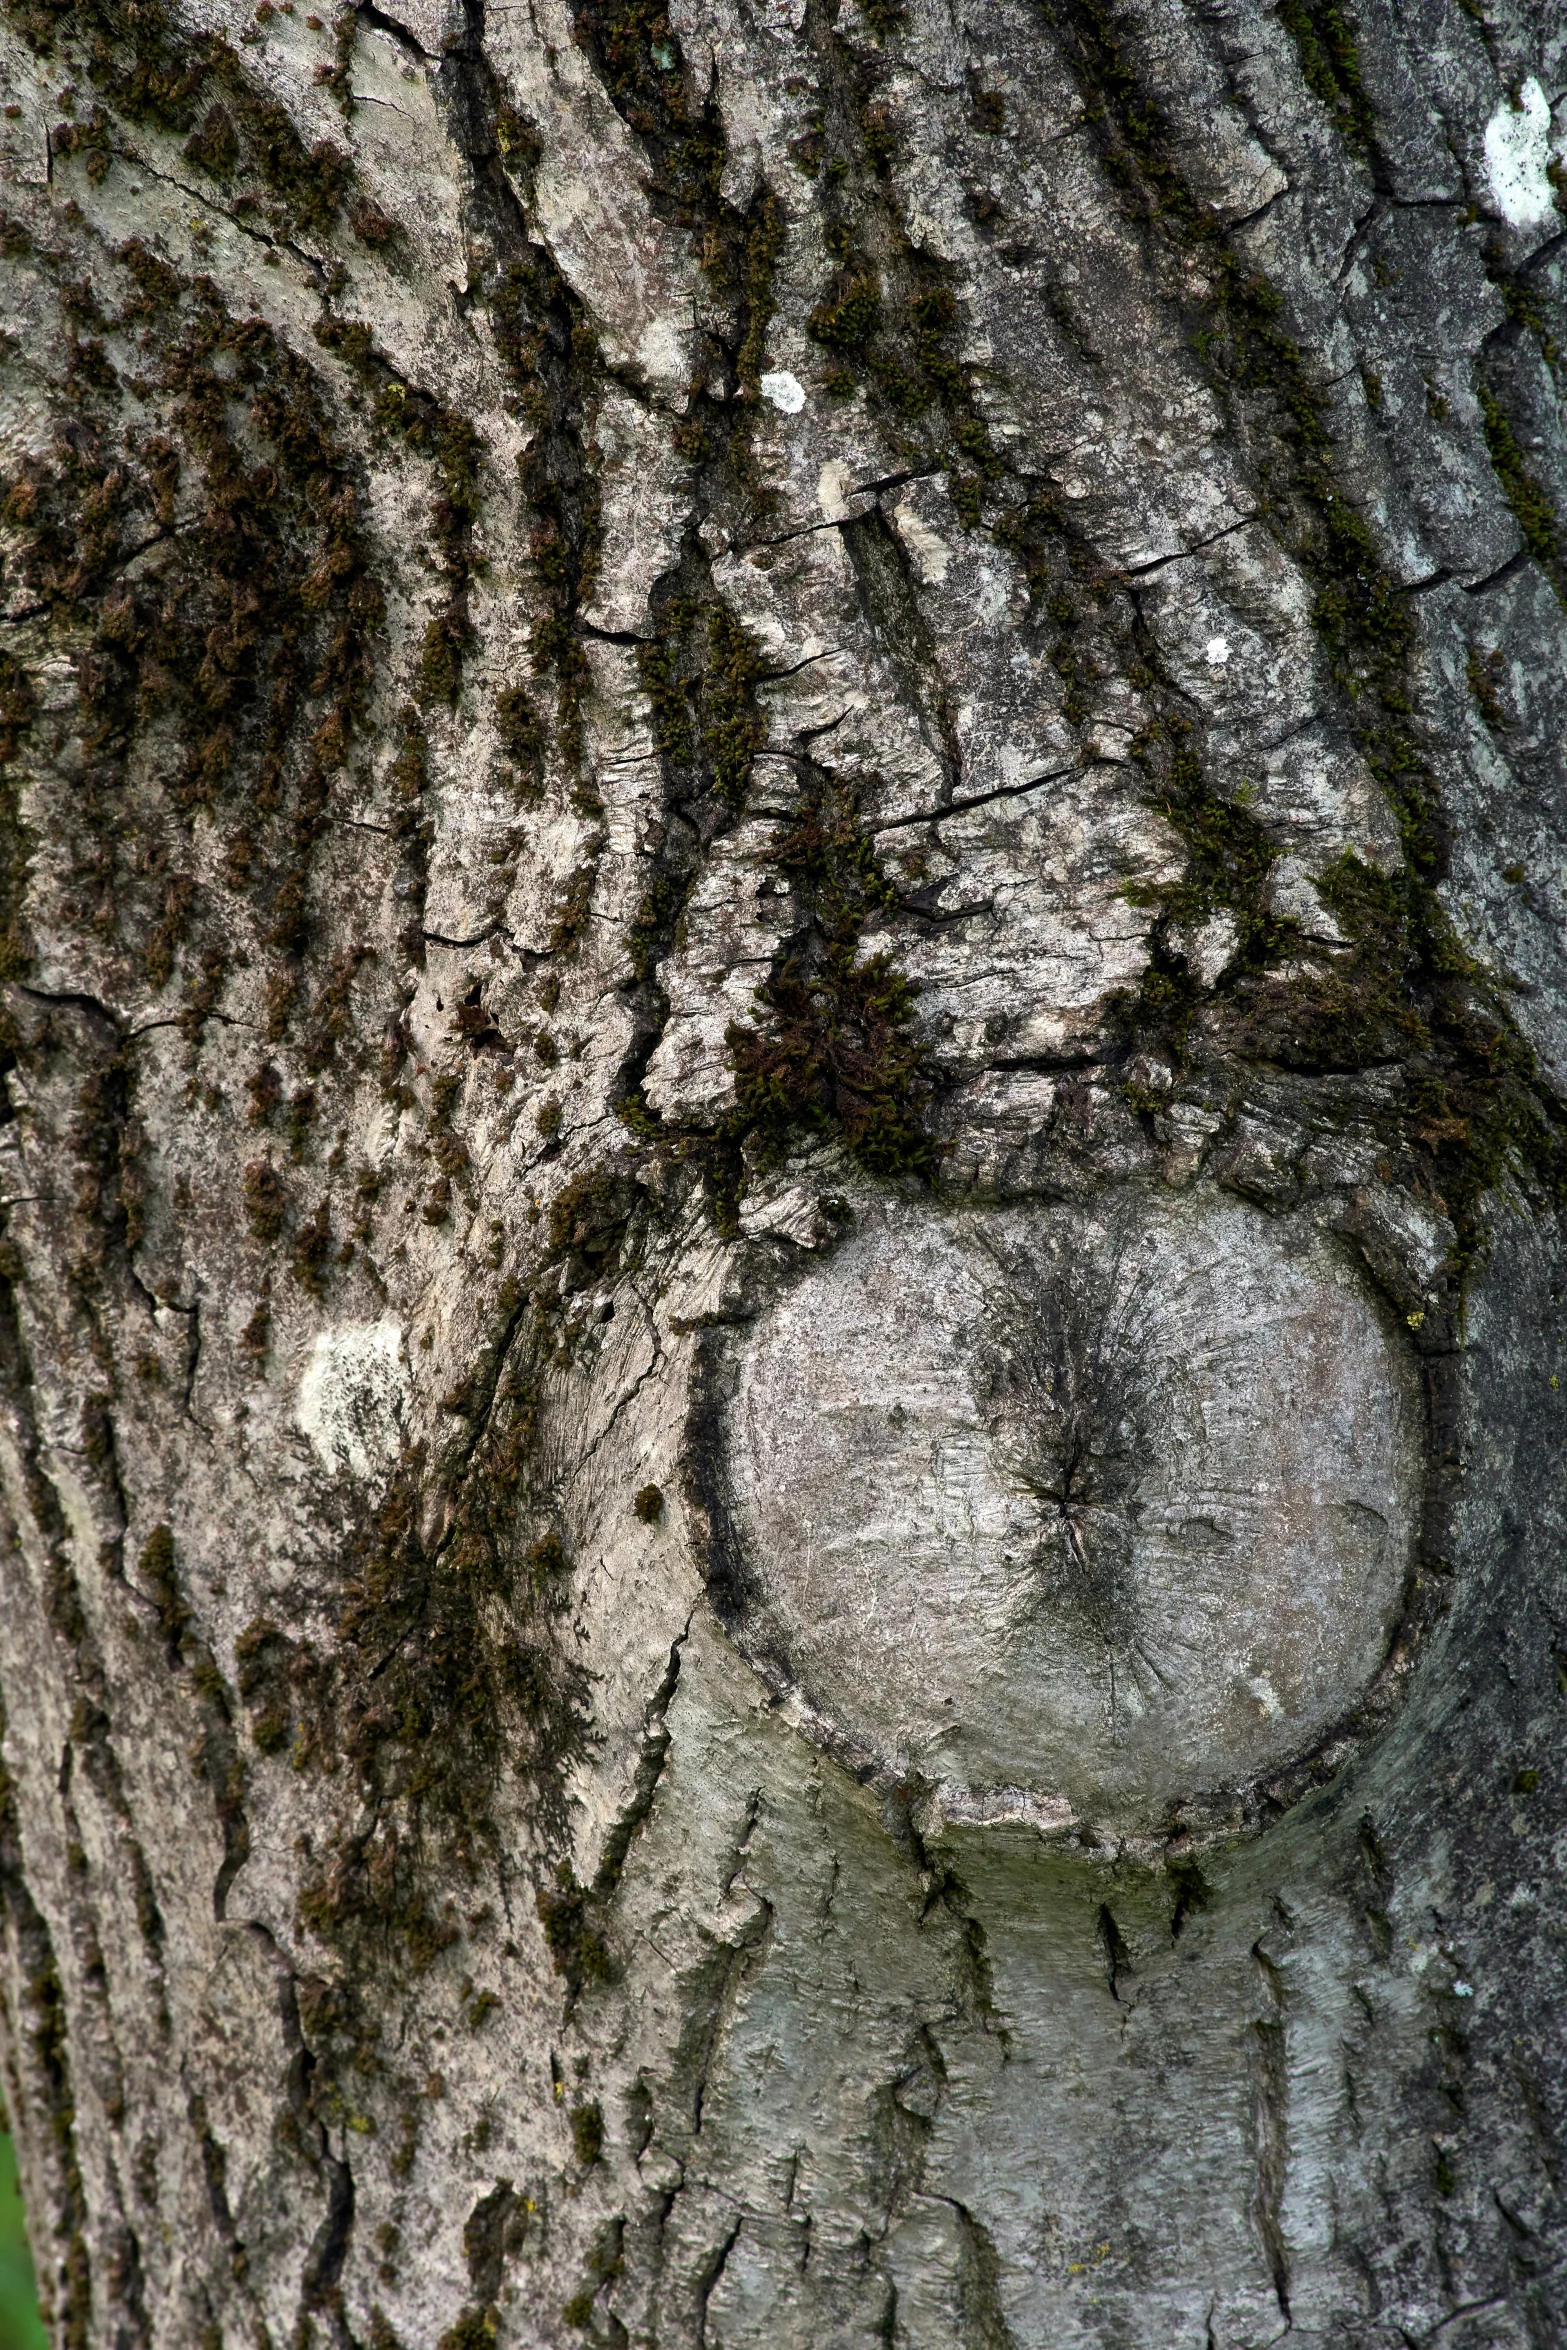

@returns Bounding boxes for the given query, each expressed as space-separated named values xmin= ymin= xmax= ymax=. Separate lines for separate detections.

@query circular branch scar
xmin=711 ymin=1190 xmax=1420 ymax=1834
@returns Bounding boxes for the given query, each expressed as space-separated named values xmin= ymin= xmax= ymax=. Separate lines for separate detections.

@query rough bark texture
xmin=0 ymin=0 xmax=1564 ymax=2344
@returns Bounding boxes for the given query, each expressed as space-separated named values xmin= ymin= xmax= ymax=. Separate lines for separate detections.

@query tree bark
xmin=0 ymin=0 xmax=1564 ymax=2343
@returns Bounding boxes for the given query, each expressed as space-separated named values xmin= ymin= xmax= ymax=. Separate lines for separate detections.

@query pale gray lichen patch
xmin=294 ymin=1317 xmax=410 ymax=1480
xmin=759 ymin=368 xmax=806 ymax=413
xmin=1483 ymin=81 xmax=1563 ymax=232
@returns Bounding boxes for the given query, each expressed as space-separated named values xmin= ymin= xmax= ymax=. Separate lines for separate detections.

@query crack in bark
xmin=840 ymin=505 xmax=963 ymax=804
xmin=694 ymin=2214 xmax=743 ymax=2350
xmin=0 ymin=1777 xmax=94 ymax=2350
xmin=937 ymin=2196 xmax=1021 ymax=2350
xmin=1250 ymin=1940 xmax=1293 ymax=2328
xmin=590 ymin=1614 xmax=692 ymax=1906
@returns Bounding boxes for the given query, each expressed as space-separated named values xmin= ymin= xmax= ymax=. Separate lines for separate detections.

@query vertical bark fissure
xmin=1251 ymin=1943 xmax=1293 ymax=2328
xmin=0 ymin=1742 xmax=92 ymax=2350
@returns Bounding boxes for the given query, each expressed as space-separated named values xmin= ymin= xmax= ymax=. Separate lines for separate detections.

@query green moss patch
xmin=1043 ymin=0 xmax=1567 ymax=1264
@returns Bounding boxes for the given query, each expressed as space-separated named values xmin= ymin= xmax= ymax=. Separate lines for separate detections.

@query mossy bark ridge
xmin=0 ymin=0 xmax=1564 ymax=2345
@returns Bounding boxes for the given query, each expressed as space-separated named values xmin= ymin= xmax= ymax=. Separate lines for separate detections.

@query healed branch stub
xmin=0 ymin=0 xmax=1561 ymax=2348
xmin=707 ymin=1188 xmax=1422 ymax=1835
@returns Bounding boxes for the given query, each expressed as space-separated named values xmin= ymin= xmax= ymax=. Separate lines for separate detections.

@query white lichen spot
xmin=892 ymin=498 xmax=951 ymax=586
xmin=1204 ymin=634 xmax=1231 ymax=666
xmin=760 ymin=369 xmax=806 ymax=414
xmin=1484 ymin=79 xmax=1560 ymax=230
xmin=296 ymin=1320 xmax=409 ymax=1480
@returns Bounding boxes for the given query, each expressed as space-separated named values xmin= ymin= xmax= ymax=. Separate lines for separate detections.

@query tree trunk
xmin=0 ymin=0 xmax=1564 ymax=2342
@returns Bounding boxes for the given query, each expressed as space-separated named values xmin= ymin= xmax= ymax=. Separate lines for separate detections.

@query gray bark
xmin=0 ymin=0 xmax=1563 ymax=2345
